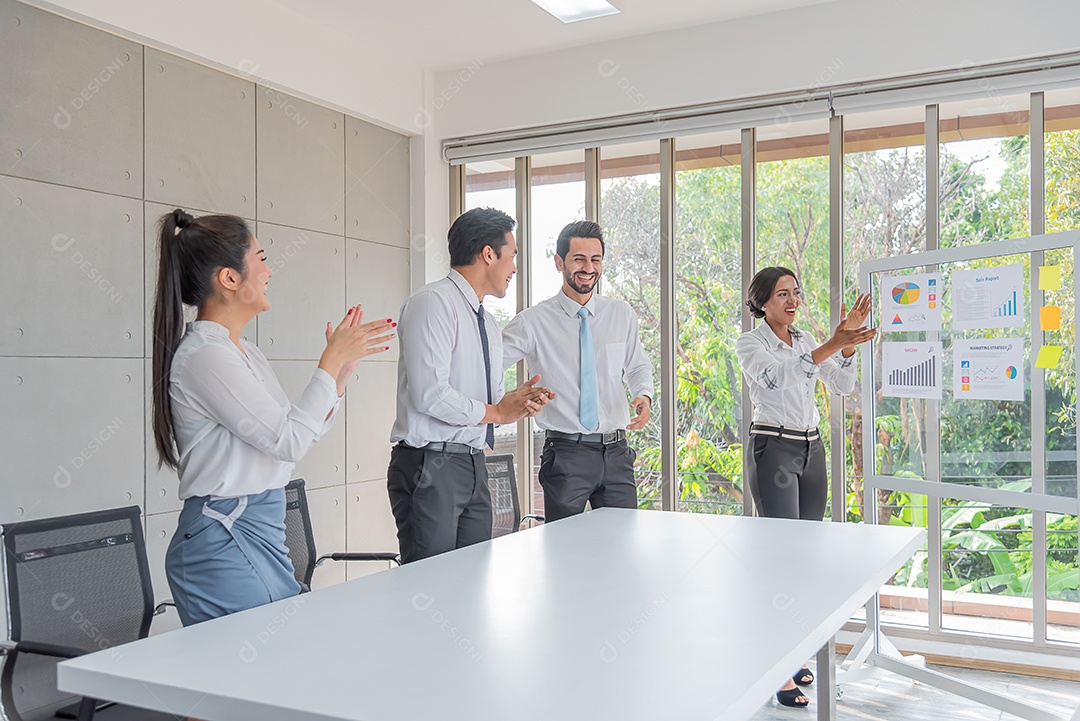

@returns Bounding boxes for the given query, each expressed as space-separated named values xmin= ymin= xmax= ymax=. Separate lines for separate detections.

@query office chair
xmin=484 ymin=454 xmax=543 ymax=537
xmin=0 ymin=506 xmax=173 ymax=721
xmin=283 ymin=479 xmax=400 ymax=591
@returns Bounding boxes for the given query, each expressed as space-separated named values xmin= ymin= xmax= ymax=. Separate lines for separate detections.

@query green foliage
xmin=935 ymin=485 xmax=1079 ymax=602
xmin=597 ymin=127 xmax=1080 ymax=601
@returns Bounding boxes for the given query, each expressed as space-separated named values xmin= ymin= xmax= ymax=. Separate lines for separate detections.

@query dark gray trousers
xmin=538 ymin=438 xmax=637 ymax=522
xmin=386 ymin=445 xmax=492 ymax=564
xmin=747 ymin=433 xmax=828 ymax=520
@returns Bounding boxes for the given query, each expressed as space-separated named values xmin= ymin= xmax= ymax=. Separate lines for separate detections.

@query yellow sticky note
xmin=1039 ymin=265 xmax=1061 ymax=291
xmin=1036 ymin=345 xmax=1064 ymax=369
xmin=1041 ymin=305 xmax=1061 ymax=331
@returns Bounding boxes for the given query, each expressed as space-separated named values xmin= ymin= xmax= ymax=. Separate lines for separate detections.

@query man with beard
xmin=502 ymin=220 xmax=654 ymax=521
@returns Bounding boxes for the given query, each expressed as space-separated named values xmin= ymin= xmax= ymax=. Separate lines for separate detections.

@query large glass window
xmin=528 ymin=151 xmax=587 ymax=516
xmin=600 ymin=141 xmax=663 ymax=510
xmin=844 ymin=106 xmax=928 ymax=513
xmin=935 ymin=95 xmax=1036 ymax=639
xmin=940 ymin=500 xmax=1036 ymax=640
xmin=1044 ymin=88 xmax=1080 ymax=644
xmin=465 ymin=160 xmax=518 ymax=463
xmin=1047 ymin=514 xmax=1080 ymax=645
xmin=674 ymin=131 xmax=743 ymax=514
xmin=939 ymin=95 xmax=1030 ymax=247
xmin=844 ymin=107 xmax=930 ymax=627
xmin=452 ymin=81 xmax=1080 ymax=663
xmin=1042 ymin=250 xmax=1077 ymax=645
xmin=939 ymin=252 xmax=1034 ymax=640
xmin=754 ymin=118 xmax=834 ymax=501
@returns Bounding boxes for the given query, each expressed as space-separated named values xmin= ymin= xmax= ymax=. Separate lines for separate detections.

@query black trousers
xmin=386 ymin=445 xmax=492 ymax=564
xmin=746 ymin=433 xmax=828 ymax=520
xmin=539 ymin=437 xmax=637 ymax=522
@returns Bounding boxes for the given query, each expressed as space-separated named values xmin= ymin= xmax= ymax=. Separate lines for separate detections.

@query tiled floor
xmin=749 ymin=662 xmax=1080 ymax=720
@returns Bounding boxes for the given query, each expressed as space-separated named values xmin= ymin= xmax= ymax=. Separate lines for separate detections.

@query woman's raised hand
xmin=319 ymin=304 xmax=396 ymax=394
xmin=832 ymin=293 xmax=876 ymax=354
xmin=839 ymin=293 xmax=873 ymax=331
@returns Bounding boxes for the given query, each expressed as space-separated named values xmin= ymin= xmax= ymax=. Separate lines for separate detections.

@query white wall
xmin=0 ymin=1 xmax=409 ymax=662
xmin=432 ymin=0 xmax=1080 ymax=138
xmin=414 ymin=70 xmax=454 ymax=284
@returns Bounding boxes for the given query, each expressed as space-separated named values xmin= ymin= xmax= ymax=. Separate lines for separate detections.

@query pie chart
xmin=1006 ymin=366 xmax=1017 ymax=379
xmin=892 ymin=282 xmax=921 ymax=305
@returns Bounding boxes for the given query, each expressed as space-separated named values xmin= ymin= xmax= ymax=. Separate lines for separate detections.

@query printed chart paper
xmin=953 ymin=264 xmax=1025 ymax=330
xmin=953 ymin=338 xmax=1025 ymax=401
xmin=882 ymin=273 xmax=942 ymax=332
xmin=883 ymin=342 xmax=943 ymax=399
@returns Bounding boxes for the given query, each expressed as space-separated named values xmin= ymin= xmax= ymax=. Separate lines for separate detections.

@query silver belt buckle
xmin=602 ymin=431 xmax=620 ymax=444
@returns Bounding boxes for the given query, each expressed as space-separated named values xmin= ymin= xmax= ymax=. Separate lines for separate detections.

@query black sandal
xmin=776 ymin=687 xmax=810 ymax=707
xmin=793 ymin=667 xmax=814 ymax=686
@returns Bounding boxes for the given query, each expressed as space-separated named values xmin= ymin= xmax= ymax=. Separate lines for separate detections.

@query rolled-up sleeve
xmin=736 ymin=333 xmax=820 ymax=390
xmin=175 ymin=347 xmax=338 ymax=464
xmin=400 ymin=290 xmax=486 ymax=427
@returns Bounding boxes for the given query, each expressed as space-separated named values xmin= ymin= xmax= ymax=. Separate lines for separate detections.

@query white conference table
xmin=59 ymin=509 xmax=923 ymax=721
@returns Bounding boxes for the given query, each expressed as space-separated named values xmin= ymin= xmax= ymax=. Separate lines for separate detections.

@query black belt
xmin=398 ymin=441 xmax=483 ymax=455
xmin=749 ymin=422 xmax=820 ymax=441
xmin=546 ymin=429 xmax=626 ymax=445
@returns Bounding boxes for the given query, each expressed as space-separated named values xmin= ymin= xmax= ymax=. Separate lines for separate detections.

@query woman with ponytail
xmin=152 ymin=209 xmax=394 ymax=626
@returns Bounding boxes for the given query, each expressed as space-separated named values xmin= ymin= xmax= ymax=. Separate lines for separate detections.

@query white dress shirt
xmin=390 ymin=269 xmax=506 ymax=449
xmin=735 ymin=322 xmax=856 ymax=429
xmin=502 ymin=290 xmax=655 ymax=434
xmin=169 ymin=320 xmax=341 ymax=500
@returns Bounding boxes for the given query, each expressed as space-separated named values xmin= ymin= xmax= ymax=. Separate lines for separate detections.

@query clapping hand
xmin=840 ymin=293 xmax=872 ymax=331
xmin=833 ymin=293 xmax=876 ymax=355
xmin=498 ymin=374 xmax=556 ymax=422
xmin=322 ymin=304 xmax=396 ymax=394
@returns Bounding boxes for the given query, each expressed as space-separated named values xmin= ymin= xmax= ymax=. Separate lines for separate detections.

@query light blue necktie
xmin=578 ymin=306 xmax=599 ymax=432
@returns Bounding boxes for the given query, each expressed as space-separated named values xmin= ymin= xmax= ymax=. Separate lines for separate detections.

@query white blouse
xmin=169 ymin=320 xmax=341 ymax=499
xmin=735 ymin=322 xmax=856 ymax=429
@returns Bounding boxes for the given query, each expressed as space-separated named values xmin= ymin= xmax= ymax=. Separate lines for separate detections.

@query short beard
xmin=565 ymin=271 xmax=598 ymax=295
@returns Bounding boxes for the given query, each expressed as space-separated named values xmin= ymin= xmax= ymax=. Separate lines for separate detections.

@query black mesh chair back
xmin=283 ymin=479 xmax=318 ymax=590
xmin=485 ymin=454 xmax=521 ymax=538
xmin=0 ymin=506 xmax=153 ymax=721
xmin=283 ymin=479 xmax=399 ymax=590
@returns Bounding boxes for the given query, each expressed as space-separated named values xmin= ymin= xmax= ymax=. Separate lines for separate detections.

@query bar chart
xmin=992 ymin=289 xmax=1018 ymax=317
xmin=884 ymin=342 xmax=943 ymax=399
xmin=888 ymin=354 xmax=936 ymax=388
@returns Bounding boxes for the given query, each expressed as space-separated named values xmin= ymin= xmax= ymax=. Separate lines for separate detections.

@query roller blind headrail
xmin=444 ymin=50 xmax=1080 ymax=164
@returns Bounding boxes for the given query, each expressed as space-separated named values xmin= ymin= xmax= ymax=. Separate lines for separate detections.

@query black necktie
xmin=476 ymin=305 xmax=495 ymax=450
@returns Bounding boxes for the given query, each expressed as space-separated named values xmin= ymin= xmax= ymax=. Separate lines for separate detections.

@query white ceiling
xmin=27 ymin=0 xmax=846 ymax=131
xmin=267 ymin=0 xmax=842 ymax=71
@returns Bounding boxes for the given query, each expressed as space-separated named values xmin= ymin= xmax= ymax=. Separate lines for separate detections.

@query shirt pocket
xmin=605 ymin=341 xmax=624 ymax=377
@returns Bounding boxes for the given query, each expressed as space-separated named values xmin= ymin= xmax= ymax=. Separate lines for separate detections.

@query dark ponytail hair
xmin=746 ymin=266 xmax=798 ymax=319
xmin=152 ymin=209 xmax=252 ymax=468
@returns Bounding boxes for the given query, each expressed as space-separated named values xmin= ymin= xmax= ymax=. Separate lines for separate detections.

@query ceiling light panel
xmin=530 ymin=0 xmax=620 ymax=23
